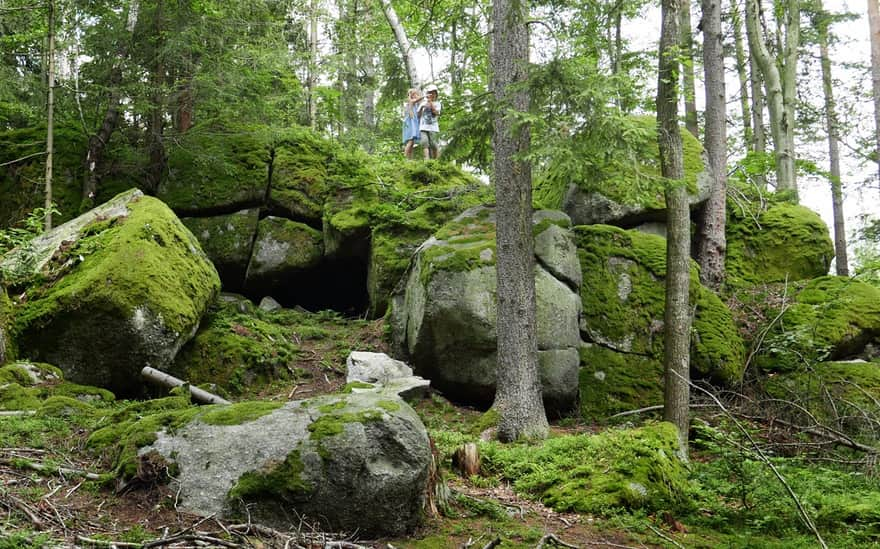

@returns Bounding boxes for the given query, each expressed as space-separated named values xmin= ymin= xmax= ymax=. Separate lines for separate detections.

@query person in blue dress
xmin=402 ymin=88 xmax=422 ymax=159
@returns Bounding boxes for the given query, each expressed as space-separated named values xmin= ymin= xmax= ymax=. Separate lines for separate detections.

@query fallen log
xmin=140 ymin=367 xmax=231 ymax=405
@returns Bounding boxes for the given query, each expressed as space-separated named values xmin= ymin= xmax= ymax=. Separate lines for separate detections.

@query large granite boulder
xmin=244 ymin=216 xmax=324 ymax=293
xmin=391 ymin=206 xmax=582 ymax=413
xmin=181 ymin=208 xmax=260 ymax=291
xmin=556 ymin=117 xmax=710 ymax=228
xmin=0 ymin=189 xmax=220 ymax=396
xmin=755 ymin=276 xmax=880 ymax=372
xmin=573 ymin=224 xmax=745 ymax=418
xmin=726 ymin=202 xmax=833 ymax=286
xmin=129 ymin=389 xmax=431 ymax=536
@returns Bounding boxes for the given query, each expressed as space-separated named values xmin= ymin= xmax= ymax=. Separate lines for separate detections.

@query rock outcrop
xmin=573 ymin=224 xmax=745 ymax=418
xmin=391 ymin=206 xmax=582 ymax=413
xmin=0 ymin=189 xmax=220 ymax=396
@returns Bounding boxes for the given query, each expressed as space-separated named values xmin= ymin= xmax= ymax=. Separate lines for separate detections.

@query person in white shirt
xmin=418 ymin=84 xmax=442 ymax=160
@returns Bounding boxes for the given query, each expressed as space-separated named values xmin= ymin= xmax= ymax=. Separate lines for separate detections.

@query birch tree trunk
xmin=745 ymin=0 xmax=798 ymax=198
xmin=308 ymin=0 xmax=319 ymax=128
xmin=696 ymin=0 xmax=727 ymax=290
xmin=491 ymin=0 xmax=549 ymax=443
xmin=658 ymin=0 xmax=691 ymax=461
xmin=868 ymin=0 xmax=880 ymax=185
xmin=379 ymin=0 xmax=419 ymax=87
xmin=817 ymin=3 xmax=849 ymax=275
xmin=731 ymin=0 xmax=753 ymax=147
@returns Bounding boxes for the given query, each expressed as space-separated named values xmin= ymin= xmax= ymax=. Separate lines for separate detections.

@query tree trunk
xmin=44 ymin=0 xmax=55 ymax=230
xmin=379 ymin=0 xmax=419 ymax=87
xmin=868 ymin=0 xmax=880 ymax=186
xmin=83 ymin=0 xmax=139 ymax=207
xmin=745 ymin=0 xmax=797 ymax=198
xmin=680 ymin=0 xmax=699 ymax=138
xmin=730 ymin=0 xmax=753 ymax=147
xmin=308 ymin=0 xmax=319 ymax=128
xmin=490 ymin=0 xmax=548 ymax=443
xmin=817 ymin=3 xmax=849 ymax=276
xmin=657 ymin=0 xmax=690 ymax=461
xmin=145 ymin=0 xmax=166 ymax=194
xmin=696 ymin=0 xmax=727 ymax=290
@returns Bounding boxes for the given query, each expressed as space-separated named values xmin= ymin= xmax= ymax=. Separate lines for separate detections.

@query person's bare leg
xmin=404 ymin=140 xmax=413 ymax=159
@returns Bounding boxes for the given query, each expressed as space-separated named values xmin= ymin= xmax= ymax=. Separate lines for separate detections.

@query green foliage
xmin=0 ymin=205 xmax=59 ymax=287
xmin=227 ymin=450 xmax=312 ymax=504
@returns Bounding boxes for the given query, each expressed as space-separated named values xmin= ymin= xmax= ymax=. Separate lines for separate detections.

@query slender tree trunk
xmin=379 ymin=0 xmax=419 ymax=87
xmin=491 ymin=0 xmax=548 ymax=443
xmin=697 ymin=0 xmax=727 ymax=290
xmin=83 ymin=0 xmax=139 ymax=207
xmin=680 ymin=0 xmax=699 ymax=137
xmin=868 ymin=0 xmax=880 ymax=186
xmin=745 ymin=0 xmax=798 ymax=199
xmin=146 ymin=0 xmax=166 ymax=194
xmin=308 ymin=0 xmax=319 ymax=128
xmin=730 ymin=0 xmax=753 ymax=147
xmin=44 ymin=0 xmax=55 ymax=229
xmin=817 ymin=3 xmax=849 ymax=275
xmin=658 ymin=0 xmax=690 ymax=461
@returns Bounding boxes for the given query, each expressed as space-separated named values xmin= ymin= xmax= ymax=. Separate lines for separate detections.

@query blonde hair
xmin=405 ymin=88 xmax=421 ymax=117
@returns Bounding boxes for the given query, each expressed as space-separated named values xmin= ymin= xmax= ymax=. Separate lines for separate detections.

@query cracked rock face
xmin=390 ymin=206 xmax=582 ymax=413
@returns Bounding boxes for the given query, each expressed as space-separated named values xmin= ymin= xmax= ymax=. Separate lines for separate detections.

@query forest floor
xmin=0 ymin=315 xmax=670 ymax=548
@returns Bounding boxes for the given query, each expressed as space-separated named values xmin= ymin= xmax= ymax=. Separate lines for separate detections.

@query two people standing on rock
xmin=402 ymin=84 xmax=441 ymax=160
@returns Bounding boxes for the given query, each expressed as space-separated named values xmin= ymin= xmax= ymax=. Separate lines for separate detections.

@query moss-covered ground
xmin=3 ymin=307 xmax=880 ymax=548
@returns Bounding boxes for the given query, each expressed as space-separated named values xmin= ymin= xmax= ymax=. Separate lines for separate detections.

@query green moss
xmin=756 ymin=276 xmax=880 ymax=372
xmin=726 ymin=202 xmax=833 ymax=286
xmin=198 ymin=401 xmax=282 ymax=426
xmin=318 ymin=400 xmax=348 ymax=413
xmin=12 ymin=191 xmax=220 ymax=359
xmin=227 ymin=450 xmax=313 ymax=503
xmin=481 ymin=422 xmax=695 ymax=514
xmin=579 ymin=345 xmax=663 ymax=420
xmin=159 ymin=124 xmax=272 ymax=213
xmin=307 ymin=409 xmax=384 ymax=440
xmin=170 ymin=298 xmax=301 ymax=394
xmin=475 ymin=408 xmax=500 ymax=432
xmin=49 ymin=382 xmax=115 ymax=403
xmin=341 ymin=381 xmax=375 ymax=393
xmin=37 ymin=396 xmax=97 ymax=418
xmin=0 ymin=383 xmax=41 ymax=410
xmin=573 ymin=224 xmax=745 ymax=389
xmin=0 ymin=364 xmax=35 ymax=385
xmin=377 ymin=400 xmax=401 ymax=412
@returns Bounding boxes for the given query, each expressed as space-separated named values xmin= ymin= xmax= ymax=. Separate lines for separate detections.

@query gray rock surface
xmin=144 ymin=389 xmax=431 ymax=536
xmin=391 ymin=206 xmax=582 ymax=412
xmin=181 ymin=208 xmax=259 ymax=290
xmin=346 ymin=351 xmax=430 ymax=401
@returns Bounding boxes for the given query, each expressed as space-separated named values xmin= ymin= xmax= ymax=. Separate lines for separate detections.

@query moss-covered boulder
xmin=763 ymin=360 xmax=880 ymax=442
xmin=181 ymin=209 xmax=259 ymax=291
xmin=574 ymin=225 xmax=745 ymax=418
xmin=244 ymin=216 xmax=323 ymax=295
xmin=482 ymin=422 xmax=695 ymax=514
xmin=107 ymin=388 xmax=430 ymax=536
xmin=726 ymin=201 xmax=833 ymax=285
xmin=391 ymin=206 xmax=582 ymax=413
xmin=755 ymin=276 xmax=880 ymax=372
xmin=158 ymin=125 xmax=271 ymax=214
xmin=1 ymin=189 xmax=220 ymax=396
xmin=554 ymin=117 xmax=709 ymax=228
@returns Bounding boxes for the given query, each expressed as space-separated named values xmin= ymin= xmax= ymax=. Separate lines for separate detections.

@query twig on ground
xmin=141 ymin=533 xmax=242 ymax=548
xmin=481 ymin=537 xmax=501 ymax=549
xmin=75 ymin=536 xmax=140 ymax=547
xmin=682 ymin=372 xmax=829 ymax=549
xmin=646 ymin=524 xmax=684 ymax=549
xmin=1 ymin=457 xmax=103 ymax=480
xmin=2 ymin=493 xmax=45 ymax=528
xmin=535 ymin=533 xmax=579 ymax=548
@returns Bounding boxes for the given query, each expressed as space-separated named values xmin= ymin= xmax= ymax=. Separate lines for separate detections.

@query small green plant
xmin=0 ymin=205 xmax=60 ymax=286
